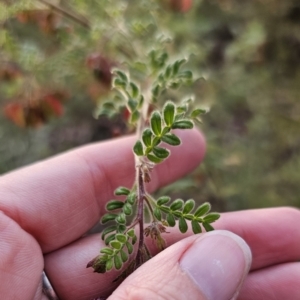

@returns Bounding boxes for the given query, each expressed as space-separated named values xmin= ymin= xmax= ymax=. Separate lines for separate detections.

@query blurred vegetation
xmin=1 ymin=0 xmax=300 ymax=212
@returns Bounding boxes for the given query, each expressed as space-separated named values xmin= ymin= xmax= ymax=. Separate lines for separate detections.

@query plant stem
xmin=133 ymin=87 xmax=151 ymax=266
xmin=135 ymin=165 xmax=145 ymax=267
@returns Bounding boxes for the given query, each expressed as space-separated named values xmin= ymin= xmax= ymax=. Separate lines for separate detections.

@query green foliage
xmin=154 ymin=198 xmax=219 ymax=234
xmin=88 ymin=229 xmax=137 ymax=273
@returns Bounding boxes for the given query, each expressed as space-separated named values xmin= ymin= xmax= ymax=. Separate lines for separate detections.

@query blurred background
xmin=1 ymin=0 xmax=300 ymax=212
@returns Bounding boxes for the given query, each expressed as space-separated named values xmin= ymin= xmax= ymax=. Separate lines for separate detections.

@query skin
xmin=0 ymin=129 xmax=299 ymax=300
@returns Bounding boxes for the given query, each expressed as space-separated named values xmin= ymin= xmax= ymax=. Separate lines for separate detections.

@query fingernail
xmin=180 ymin=230 xmax=252 ymax=300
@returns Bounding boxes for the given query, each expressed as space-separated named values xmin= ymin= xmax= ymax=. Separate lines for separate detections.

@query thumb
xmin=109 ymin=230 xmax=252 ymax=300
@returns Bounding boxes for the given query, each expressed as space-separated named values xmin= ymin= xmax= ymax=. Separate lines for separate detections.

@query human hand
xmin=0 ymin=129 xmax=299 ymax=300
xmin=121 ymin=207 xmax=300 ymax=300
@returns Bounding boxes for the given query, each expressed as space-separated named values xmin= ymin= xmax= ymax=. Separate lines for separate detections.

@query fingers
xmin=239 ymin=262 xmax=300 ymax=300
xmin=0 ymin=129 xmax=205 ymax=252
xmin=43 ymin=207 xmax=300 ymax=299
xmin=109 ymin=231 xmax=251 ymax=300
xmin=152 ymin=207 xmax=300 ymax=271
xmin=44 ymin=234 xmax=122 ymax=300
xmin=0 ymin=212 xmax=43 ymax=300
xmin=43 ymin=231 xmax=251 ymax=300
xmin=214 ymin=207 xmax=300 ymax=270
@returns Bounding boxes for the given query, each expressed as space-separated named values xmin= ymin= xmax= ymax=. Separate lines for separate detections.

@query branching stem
xmin=133 ymin=86 xmax=151 ymax=266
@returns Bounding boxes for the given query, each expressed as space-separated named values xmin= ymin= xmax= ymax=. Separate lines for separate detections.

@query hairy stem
xmin=135 ymin=165 xmax=145 ymax=266
xmin=133 ymin=87 xmax=151 ymax=266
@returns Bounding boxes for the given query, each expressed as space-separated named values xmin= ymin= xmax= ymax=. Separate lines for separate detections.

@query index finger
xmin=0 ymin=129 xmax=205 ymax=252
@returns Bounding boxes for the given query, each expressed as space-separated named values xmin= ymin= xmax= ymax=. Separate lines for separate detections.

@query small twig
xmin=37 ymin=0 xmax=91 ymax=29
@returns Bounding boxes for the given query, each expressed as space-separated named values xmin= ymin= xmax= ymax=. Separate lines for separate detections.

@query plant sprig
xmin=87 ymin=53 xmax=219 ymax=279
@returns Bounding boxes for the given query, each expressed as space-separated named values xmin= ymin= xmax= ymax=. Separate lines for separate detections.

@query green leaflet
xmin=191 ymin=108 xmax=206 ymax=118
xmin=101 ymin=213 xmax=118 ymax=224
xmin=114 ymin=187 xmax=130 ymax=196
xmin=142 ymin=128 xmax=153 ymax=147
xmin=194 ymin=202 xmax=211 ymax=217
xmin=157 ymin=196 xmax=171 ymax=206
xmin=191 ymin=220 xmax=202 ymax=234
xmin=183 ymin=199 xmax=195 ymax=214
xmin=179 ymin=217 xmax=188 ymax=233
xmin=161 ymin=133 xmax=181 ymax=146
xmin=114 ymin=255 xmax=123 ymax=270
xmin=172 ymin=120 xmax=194 ymax=129
xmin=203 ymin=222 xmax=214 ymax=232
xmin=170 ymin=199 xmax=184 ymax=211
xmin=167 ymin=213 xmax=176 ymax=227
xmin=163 ymin=101 xmax=175 ymax=126
xmin=116 ymin=234 xmax=127 ymax=243
xmin=133 ymin=140 xmax=144 ymax=156
xmin=147 ymin=154 xmax=163 ymax=163
xmin=130 ymin=82 xmax=139 ymax=98
xmin=203 ymin=213 xmax=220 ymax=223
xmin=152 ymin=147 xmax=170 ymax=159
xmin=150 ymin=111 xmax=162 ymax=136
xmin=106 ymin=200 xmax=124 ymax=211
